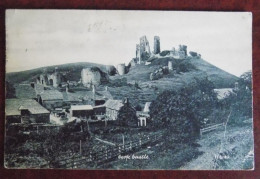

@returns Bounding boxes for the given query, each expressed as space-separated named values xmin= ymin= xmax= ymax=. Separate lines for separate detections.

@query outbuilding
xmin=6 ymin=99 xmax=50 ymax=125
xmin=70 ymin=105 xmax=94 ymax=118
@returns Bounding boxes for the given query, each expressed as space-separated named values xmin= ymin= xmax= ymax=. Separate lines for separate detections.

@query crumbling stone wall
xmin=117 ymin=64 xmax=126 ymax=75
xmin=81 ymin=67 xmax=102 ymax=87
xmin=150 ymin=66 xmax=169 ymax=80
xmin=178 ymin=45 xmax=187 ymax=57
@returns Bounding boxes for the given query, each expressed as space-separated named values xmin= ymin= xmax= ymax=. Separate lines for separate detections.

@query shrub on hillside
xmin=176 ymin=60 xmax=197 ymax=73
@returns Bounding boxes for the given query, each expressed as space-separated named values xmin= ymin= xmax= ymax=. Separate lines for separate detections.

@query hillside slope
xmin=6 ymin=62 xmax=109 ymax=84
xmin=112 ymin=56 xmax=238 ymax=89
xmin=6 ymin=57 xmax=238 ymax=108
xmin=189 ymin=58 xmax=238 ymax=88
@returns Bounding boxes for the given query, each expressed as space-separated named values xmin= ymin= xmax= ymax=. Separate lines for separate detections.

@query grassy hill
xmin=6 ymin=62 xmax=109 ymax=84
xmin=107 ymin=56 xmax=237 ymax=108
xmin=112 ymin=56 xmax=238 ymax=88
xmin=189 ymin=58 xmax=238 ymax=88
xmin=6 ymin=57 xmax=238 ymax=108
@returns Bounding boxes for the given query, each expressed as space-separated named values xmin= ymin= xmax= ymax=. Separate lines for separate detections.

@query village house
xmin=37 ymin=90 xmax=64 ymax=110
xmin=15 ymin=83 xmax=37 ymax=99
xmin=6 ymin=99 xmax=50 ymax=125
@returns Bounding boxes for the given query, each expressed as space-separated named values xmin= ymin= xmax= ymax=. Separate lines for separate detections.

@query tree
xmin=117 ymin=100 xmax=138 ymax=126
xmin=6 ymin=81 xmax=16 ymax=98
xmin=149 ymin=77 xmax=217 ymax=142
xmin=225 ymin=71 xmax=252 ymax=124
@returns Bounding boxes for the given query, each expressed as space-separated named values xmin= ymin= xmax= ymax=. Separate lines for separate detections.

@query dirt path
xmin=180 ymin=120 xmax=253 ymax=170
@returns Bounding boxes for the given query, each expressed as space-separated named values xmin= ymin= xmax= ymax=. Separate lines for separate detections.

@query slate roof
xmin=214 ymin=88 xmax=234 ymax=100
xmin=34 ymin=84 xmax=44 ymax=95
xmin=105 ymin=99 xmax=124 ymax=111
xmin=40 ymin=90 xmax=63 ymax=101
xmin=6 ymin=98 xmax=50 ymax=116
xmin=15 ymin=84 xmax=36 ymax=99
xmin=97 ymin=90 xmax=113 ymax=100
xmin=62 ymin=92 xmax=83 ymax=102
xmin=71 ymin=105 xmax=93 ymax=111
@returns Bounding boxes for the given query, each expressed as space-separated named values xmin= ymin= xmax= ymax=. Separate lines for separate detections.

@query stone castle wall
xmin=81 ymin=68 xmax=102 ymax=87
xmin=117 ymin=64 xmax=126 ymax=75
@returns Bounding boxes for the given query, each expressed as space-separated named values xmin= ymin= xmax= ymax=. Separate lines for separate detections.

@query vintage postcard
xmin=5 ymin=10 xmax=253 ymax=170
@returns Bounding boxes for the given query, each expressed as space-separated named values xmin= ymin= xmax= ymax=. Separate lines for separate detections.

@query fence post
xmin=130 ymin=141 xmax=132 ymax=150
xmin=139 ymin=138 xmax=142 ymax=146
xmin=89 ymin=152 xmax=92 ymax=161
xmin=105 ymin=148 xmax=108 ymax=160
xmin=79 ymin=140 xmax=82 ymax=155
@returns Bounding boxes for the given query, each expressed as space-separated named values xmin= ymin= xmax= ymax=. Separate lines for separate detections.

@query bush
xmin=149 ymin=77 xmax=217 ymax=142
xmin=176 ymin=60 xmax=197 ymax=73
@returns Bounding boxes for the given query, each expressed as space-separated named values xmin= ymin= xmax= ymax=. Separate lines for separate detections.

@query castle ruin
xmin=170 ymin=45 xmax=188 ymax=59
xmin=117 ymin=63 xmax=126 ymax=75
xmin=136 ymin=36 xmax=151 ymax=64
xmin=153 ymin=36 xmax=160 ymax=54
xmin=168 ymin=61 xmax=173 ymax=70
xmin=36 ymin=67 xmax=61 ymax=88
xmin=81 ymin=67 xmax=102 ymax=87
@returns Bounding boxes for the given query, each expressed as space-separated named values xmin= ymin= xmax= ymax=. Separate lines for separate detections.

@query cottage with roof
xmin=37 ymin=90 xmax=63 ymax=110
xmin=6 ymin=99 xmax=50 ymax=125
xmin=15 ymin=84 xmax=37 ymax=99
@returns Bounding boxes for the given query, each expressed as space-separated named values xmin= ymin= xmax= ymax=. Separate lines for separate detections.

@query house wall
xmin=106 ymin=108 xmax=119 ymax=120
xmin=71 ymin=110 xmax=94 ymax=118
xmin=30 ymin=113 xmax=50 ymax=123
xmin=6 ymin=115 xmax=21 ymax=125
xmin=43 ymin=100 xmax=63 ymax=111
xmin=93 ymin=106 xmax=106 ymax=115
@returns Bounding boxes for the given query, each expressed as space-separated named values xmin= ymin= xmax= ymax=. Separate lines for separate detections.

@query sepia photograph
xmin=5 ymin=10 xmax=253 ymax=170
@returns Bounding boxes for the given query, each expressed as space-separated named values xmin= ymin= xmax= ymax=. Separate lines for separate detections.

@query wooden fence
xmin=53 ymin=131 xmax=164 ymax=168
xmin=200 ymin=123 xmax=225 ymax=136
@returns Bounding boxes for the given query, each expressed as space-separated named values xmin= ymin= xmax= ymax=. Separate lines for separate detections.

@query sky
xmin=6 ymin=10 xmax=252 ymax=77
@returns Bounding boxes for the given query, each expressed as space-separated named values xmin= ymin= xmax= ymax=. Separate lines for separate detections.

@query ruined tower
xmin=81 ymin=68 xmax=102 ymax=87
xmin=140 ymin=36 xmax=151 ymax=54
xmin=136 ymin=44 xmax=141 ymax=62
xmin=153 ymin=36 xmax=160 ymax=54
xmin=139 ymin=36 xmax=151 ymax=64
xmin=117 ymin=64 xmax=126 ymax=75
xmin=52 ymin=67 xmax=61 ymax=88
xmin=178 ymin=45 xmax=187 ymax=57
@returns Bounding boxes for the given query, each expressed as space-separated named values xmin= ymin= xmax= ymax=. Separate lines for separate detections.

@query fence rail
xmin=53 ymin=131 xmax=164 ymax=168
xmin=200 ymin=123 xmax=225 ymax=136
